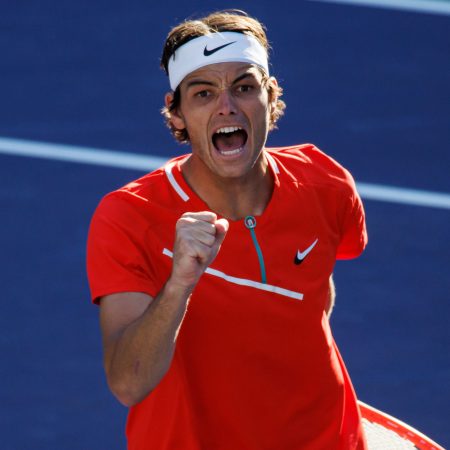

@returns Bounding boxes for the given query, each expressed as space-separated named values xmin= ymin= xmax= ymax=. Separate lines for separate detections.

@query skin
xmin=98 ymin=61 xmax=335 ymax=407
xmin=327 ymin=274 xmax=336 ymax=318
xmin=100 ymin=211 xmax=228 ymax=406
xmin=167 ymin=62 xmax=278 ymax=220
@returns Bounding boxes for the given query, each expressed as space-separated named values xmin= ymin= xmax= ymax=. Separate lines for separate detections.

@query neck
xmin=181 ymin=153 xmax=274 ymax=221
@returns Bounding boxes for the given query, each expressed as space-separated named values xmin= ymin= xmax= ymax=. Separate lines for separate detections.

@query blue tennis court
xmin=1 ymin=1 xmax=449 ymax=448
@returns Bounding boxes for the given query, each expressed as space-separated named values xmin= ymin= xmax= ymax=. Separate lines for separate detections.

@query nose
xmin=216 ymin=88 xmax=237 ymax=116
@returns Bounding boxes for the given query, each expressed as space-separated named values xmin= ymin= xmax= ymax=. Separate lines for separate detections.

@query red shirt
xmin=87 ymin=145 xmax=368 ymax=449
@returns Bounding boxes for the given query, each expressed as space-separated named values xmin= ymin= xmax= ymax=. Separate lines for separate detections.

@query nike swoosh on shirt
xmin=203 ymin=41 xmax=236 ymax=56
xmin=294 ymin=238 xmax=319 ymax=265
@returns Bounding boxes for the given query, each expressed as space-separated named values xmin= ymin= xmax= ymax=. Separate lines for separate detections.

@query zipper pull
xmin=244 ymin=216 xmax=257 ymax=230
xmin=244 ymin=216 xmax=267 ymax=284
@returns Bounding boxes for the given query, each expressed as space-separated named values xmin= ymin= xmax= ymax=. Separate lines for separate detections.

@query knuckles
xmin=179 ymin=211 xmax=217 ymax=222
xmin=171 ymin=212 xmax=226 ymax=284
xmin=176 ymin=214 xmax=217 ymax=236
xmin=174 ymin=213 xmax=219 ymax=260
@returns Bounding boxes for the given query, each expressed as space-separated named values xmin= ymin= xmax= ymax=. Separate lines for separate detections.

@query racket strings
xmin=362 ymin=418 xmax=420 ymax=449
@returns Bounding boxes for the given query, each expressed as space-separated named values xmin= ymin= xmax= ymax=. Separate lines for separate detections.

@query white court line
xmin=0 ymin=136 xmax=167 ymax=171
xmin=307 ymin=0 xmax=450 ymax=16
xmin=357 ymin=182 xmax=450 ymax=210
xmin=1 ymin=136 xmax=449 ymax=210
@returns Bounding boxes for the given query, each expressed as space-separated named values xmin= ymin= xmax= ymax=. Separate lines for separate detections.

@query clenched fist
xmin=170 ymin=212 xmax=229 ymax=290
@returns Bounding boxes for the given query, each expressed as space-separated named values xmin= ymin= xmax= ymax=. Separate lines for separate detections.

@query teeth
xmin=219 ymin=147 xmax=242 ymax=156
xmin=216 ymin=126 xmax=242 ymax=134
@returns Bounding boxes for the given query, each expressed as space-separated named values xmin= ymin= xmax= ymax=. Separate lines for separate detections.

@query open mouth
xmin=212 ymin=126 xmax=248 ymax=156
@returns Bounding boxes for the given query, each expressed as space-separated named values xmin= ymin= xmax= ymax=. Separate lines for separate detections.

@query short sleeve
xmin=336 ymin=172 xmax=368 ymax=260
xmin=86 ymin=193 xmax=159 ymax=304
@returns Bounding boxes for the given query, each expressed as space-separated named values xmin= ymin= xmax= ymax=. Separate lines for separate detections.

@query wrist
xmin=164 ymin=276 xmax=195 ymax=302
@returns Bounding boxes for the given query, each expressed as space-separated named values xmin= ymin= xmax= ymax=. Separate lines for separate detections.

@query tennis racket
xmin=359 ymin=401 xmax=445 ymax=449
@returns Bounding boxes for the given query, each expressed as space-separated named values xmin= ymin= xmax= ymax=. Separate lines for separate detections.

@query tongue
xmin=214 ymin=131 xmax=246 ymax=153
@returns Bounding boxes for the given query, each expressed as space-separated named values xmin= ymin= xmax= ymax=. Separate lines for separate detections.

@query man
xmin=87 ymin=10 xmax=368 ymax=450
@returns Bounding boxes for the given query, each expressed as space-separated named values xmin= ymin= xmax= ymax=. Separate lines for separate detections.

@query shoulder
xmin=266 ymin=144 xmax=357 ymax=193
xmin=92 ymin=154 xmax=187 ymax=226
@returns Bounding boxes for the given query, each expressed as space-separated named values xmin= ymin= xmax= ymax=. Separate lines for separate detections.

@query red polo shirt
xmin=87 ymin=145 xmax=368 ymax=449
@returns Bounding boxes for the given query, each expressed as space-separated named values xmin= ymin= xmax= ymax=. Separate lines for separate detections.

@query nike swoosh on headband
xmin=294 ymin=238 xmax=319 ymax=265
xmin=203 ymin=41 xmax=236 ymax=56
xmin=168 ymin=32 xmax=268 ymax=90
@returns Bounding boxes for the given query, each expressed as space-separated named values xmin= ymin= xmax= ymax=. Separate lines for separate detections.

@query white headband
xmin=167 ymin=31 xmax=269 ymax=90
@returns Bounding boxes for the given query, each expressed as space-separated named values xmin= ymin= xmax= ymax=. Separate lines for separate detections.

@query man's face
xmin=167 ymin=62 xmax=277 ymax=180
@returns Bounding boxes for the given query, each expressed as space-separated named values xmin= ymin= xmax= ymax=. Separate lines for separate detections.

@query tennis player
xmin=87 ymin=10 xmax=368 ymax=449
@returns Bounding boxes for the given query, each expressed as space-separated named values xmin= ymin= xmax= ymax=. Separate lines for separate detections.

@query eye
xmin=236 ymin=84 xmax=253 ymax=93
xmin=195 ymin=90 xmax=210 ymax=98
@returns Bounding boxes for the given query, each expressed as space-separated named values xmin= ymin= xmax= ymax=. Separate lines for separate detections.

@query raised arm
xmin=327 ymin=275 xmax=336 ymax=318
xmin=99 ymin=212 xmax=229 ymax=406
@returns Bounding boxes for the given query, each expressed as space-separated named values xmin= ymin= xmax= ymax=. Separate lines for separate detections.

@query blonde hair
xmin=160 ymin=10 xmax=286 ymax=143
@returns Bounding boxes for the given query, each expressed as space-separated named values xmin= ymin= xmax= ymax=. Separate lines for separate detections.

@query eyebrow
xmin=185 ymin=71 xmax=259 ymax=90
xmin=233 ymin=72 xmax=258 ymax=84
xmin=185 ymin=80 xmax=215 ymax=89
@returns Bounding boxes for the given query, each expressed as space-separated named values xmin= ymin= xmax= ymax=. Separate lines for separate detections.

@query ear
xmin=267 ymin=77 xmax=279 ymax=113
xmin=164 ymin=92 xmax=186 ymax=130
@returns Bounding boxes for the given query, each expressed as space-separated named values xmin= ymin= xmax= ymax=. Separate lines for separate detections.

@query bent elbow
xmin=109 ymin=380 xmax=153 ymax=407
xmin=115 ymin=392 xmax=144 ymax=408
xmin=104 ymin=359 xmax=172 ymax=407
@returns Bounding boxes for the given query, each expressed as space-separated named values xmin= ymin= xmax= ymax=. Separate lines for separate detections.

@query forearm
xmin=104 ymin=280 xmax=192 ymax=406
xmin=326 ymin=275 xmax=335 ymax=317
xmin=101 ymin=212 xmax=229 ymax=407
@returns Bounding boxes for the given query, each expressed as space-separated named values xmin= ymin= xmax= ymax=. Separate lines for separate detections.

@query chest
xmin=145 ymin=184 xmax=341 ymax=316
